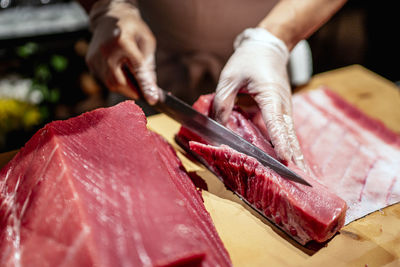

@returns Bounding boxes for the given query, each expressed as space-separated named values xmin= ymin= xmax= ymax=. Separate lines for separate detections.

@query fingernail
xmin=145 ymin=87 xmax=159 ymax=105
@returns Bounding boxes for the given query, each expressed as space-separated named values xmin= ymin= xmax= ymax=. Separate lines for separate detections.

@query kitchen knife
xmin=125 ymin=69 xmax=311 ymax=187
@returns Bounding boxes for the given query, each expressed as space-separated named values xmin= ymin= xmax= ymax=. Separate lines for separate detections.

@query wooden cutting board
xmin=146 ymin=65 xmax=400 ymax=267
xmin=0 ymin=65 xmax=399 ymax=266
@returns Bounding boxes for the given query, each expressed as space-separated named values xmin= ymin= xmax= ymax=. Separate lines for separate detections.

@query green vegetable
xmin=16 ymin=42 xmax=39 ymax=59
xmin=50 ymin=55 xmax=68 ymax=72
xmin=35 ymin=64 xmax=51 ymax=82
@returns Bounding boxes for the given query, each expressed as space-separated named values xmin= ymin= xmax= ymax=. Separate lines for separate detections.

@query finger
xmin=279 ymin=87 xmax=307 ymax=171
xmin=212 ymin=75 xmax=241 ymax=124
xmin=135 ymin=31 xmax=156 ymax=57
xmin=98 ymin=51 xmax=136 ymax=99
xmin=255 ymin=90 xmax=293 ymax=163
xmin=102 ymin=54 xmax=127 ymax=92
xmin=114 ymin=66 xmax=139 ymax=99
xmin=123 ymin=45 xmax=160 ymax=105
xmin=135 ymin=55 xmax=160 ymax=105
xmin=283 ymin=114 xmax=306 ymax=171
xmin=103 ymin=71 xmax=119 ymax=93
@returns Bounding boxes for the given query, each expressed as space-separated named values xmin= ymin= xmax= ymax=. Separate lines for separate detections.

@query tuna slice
xmin=0 ymin=101 xmax=231 ymax=267
xmin=176 ymin=94 xmax=348 ymax=244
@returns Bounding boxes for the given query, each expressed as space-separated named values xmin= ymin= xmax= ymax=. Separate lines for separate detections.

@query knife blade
xmin=124 ymin=69 xmax=311 ymax=186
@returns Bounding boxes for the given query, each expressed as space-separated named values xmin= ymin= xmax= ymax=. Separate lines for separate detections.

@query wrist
xmin=89 ymin=0 xmax=139 ymax=31
xmin=234 ymin=28 xmax=289 ymax=63
xmin=257 ymin=20 xmax=298 ymax=51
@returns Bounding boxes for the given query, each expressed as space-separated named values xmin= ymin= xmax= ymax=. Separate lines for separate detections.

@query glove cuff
xmin=233 ymin=28 xmax=289 ymax=63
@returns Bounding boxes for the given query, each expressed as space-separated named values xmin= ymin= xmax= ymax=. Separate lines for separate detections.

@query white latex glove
xmin=213 ymin=28 xmax=305 ymax=169
xmin=86 ymin=0 xmax=160 ymax=104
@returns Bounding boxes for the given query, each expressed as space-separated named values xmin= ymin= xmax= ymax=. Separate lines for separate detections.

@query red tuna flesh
xmin=0 ymin=101 xmax=231 ymax=267
xmin=176 ymin=94 xmax=347 ymax=244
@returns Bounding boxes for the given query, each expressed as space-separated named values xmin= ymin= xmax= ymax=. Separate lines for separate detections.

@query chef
xmin=81 ymin=0 xmax=346 ymax=170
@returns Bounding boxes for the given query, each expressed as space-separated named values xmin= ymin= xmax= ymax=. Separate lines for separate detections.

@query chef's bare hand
xmin=212 ymin=28 xmax=305 ymax=169
xmin=86 ymin=0 xmax=160 ymax=104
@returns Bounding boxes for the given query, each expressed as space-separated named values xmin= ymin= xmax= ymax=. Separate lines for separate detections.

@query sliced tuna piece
xmin=176 ymin=94 xmax=347 ymax=244
xmin=0 ymin=101 xmax=231 ymax=267
xmin=189 ymin=142 xmax=346 ymax=244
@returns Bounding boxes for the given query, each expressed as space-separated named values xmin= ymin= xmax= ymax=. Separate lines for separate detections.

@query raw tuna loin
xmin=176 ymin=94 xmax=348 ymax=244
xmin=0 ymin=101 xmax=231 ymax=267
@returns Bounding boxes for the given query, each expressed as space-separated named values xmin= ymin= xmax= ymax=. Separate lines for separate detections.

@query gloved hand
xmin=86 ymin=0 xmax=160 ymax=104
xmin=212 ymin=28 xmax=305 ymax=169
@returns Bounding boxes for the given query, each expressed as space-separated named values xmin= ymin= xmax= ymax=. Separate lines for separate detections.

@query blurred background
xmin=0 ymin=0 xmax=399 ymax=152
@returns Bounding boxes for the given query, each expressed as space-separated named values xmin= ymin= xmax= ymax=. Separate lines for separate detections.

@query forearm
xmin=258 ymin=0 xmax=347 ymax=50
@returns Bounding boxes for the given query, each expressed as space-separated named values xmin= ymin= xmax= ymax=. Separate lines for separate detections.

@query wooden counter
xmin=147 ymin=65 xmax=400 ymax=267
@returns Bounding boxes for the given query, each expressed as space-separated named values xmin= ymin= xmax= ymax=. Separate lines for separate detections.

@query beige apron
xmin=137 ymin=0 xmax=311 ymax=104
